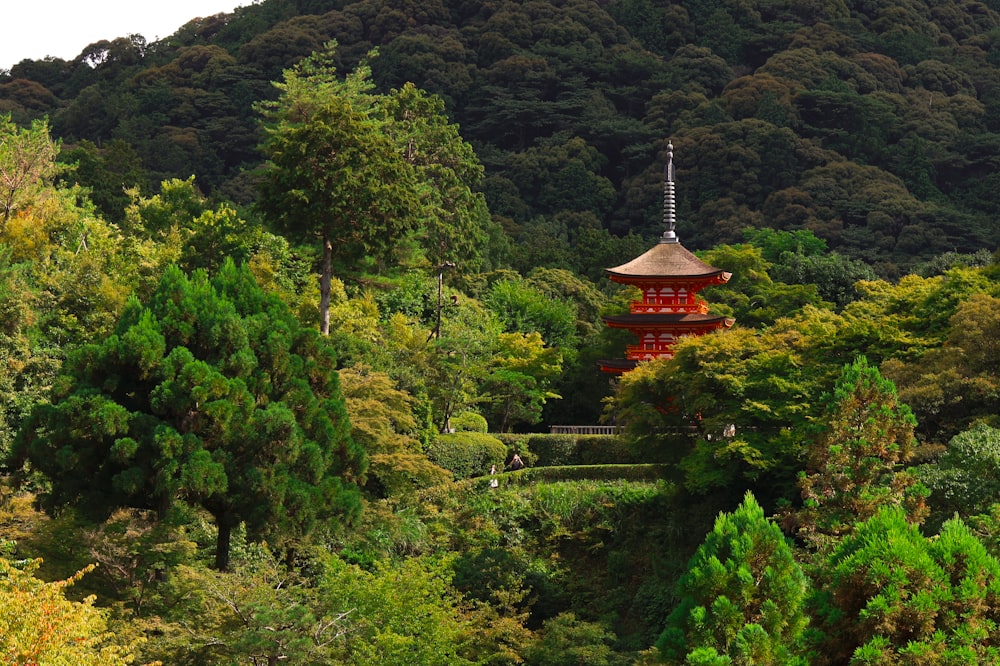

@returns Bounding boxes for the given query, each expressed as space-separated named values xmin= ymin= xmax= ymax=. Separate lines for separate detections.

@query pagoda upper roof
xmin=606 ymin=240 xmax=730 ymax=280
xmin=603 ymin=312 xmax=735 ymax=327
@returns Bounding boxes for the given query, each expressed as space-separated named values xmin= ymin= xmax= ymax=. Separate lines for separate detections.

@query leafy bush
xmin=525 ymin=434 xmax=580 ymax=466
xmin=578 ymin=436 xmax=639 ymax=464
xmin=427 ymin=432 xmax=507 ymax=480
xmin=450 ymin=411 xmax=489 ymax=433
xmin=499 ymin=434 xmax=649 ymax=467
xmin=525 ymin=612 xmax=622 ymax=666
xmin=504 ymin=465 xmax=669 ymax=485
xmin=811 ymin=507 xmax=1000 ymax=664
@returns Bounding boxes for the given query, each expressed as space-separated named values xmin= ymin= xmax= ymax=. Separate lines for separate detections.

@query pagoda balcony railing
xmin=630 ymin=301 xmax=709 ymax=314
xmin=625 ymin=345 xmax=675 ymax=360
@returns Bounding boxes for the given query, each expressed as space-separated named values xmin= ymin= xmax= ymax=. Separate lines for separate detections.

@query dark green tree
xmin=14 ymin=260 xmax=365 ymax=570
xmin=257 ymin=44 xmax=493 ymax=333
xmin=379 ymin=82 xmax=498 ymax=272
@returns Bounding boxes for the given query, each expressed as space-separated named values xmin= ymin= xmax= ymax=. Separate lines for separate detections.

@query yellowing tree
xmin=0 ymin=555 xmax=137 ymax=665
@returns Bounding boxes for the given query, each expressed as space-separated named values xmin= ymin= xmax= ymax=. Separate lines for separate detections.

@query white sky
xmin=2 ymin=1 xmax=246 ymax=72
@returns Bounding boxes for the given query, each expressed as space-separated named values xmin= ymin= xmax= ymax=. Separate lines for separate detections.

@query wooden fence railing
xmin=548 ymin=425 xmax=620 ymax=435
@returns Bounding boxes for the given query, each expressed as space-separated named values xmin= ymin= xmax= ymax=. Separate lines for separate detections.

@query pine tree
xmin=15 ymin=260 xmax=365 ymax=570
xmin=657 ymin=492 xmax=810 ymax=665
xmin=796 ymin=356 xmax=928 ymax=542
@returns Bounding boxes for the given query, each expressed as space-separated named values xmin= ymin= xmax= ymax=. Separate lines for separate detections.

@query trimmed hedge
xmin=427 ymin=432 xmax=507 ymax=480
xmin=460 ymin=464 xmax=674 ymax=491
xmin=495 ymin=433 xmax=648 ymax=467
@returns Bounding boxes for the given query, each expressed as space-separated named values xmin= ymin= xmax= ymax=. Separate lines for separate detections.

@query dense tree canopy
xmin=4 ymin=0 xmax=1000 ymax=663
xmin=15 ymin=260 xmax=364 ymax=570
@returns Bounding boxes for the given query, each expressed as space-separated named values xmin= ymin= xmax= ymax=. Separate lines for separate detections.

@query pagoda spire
xmin=599 ymin=139 xmax=734 ymax=374
xmin=661 ymin=141 xmax=678 ymax=244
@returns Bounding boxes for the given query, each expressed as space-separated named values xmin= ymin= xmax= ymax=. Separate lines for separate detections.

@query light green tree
xmin=482 ymin=331 xmax=562 ymax=433
xmin=0 ymin=552 xmax=137 ymax=665
xmin=657 ymin=492 xmax=810 ymax=665
xmin=812 ymin=507 xmax=1000 ymax=664
xmin=0 ymin=114 xmax=60 ymax=224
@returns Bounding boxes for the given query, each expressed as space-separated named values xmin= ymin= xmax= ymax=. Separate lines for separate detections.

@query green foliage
xmin=137 ymin=542 xmax=353 ymax=665
xmin=699 ymin=243 xmax=828 ymax=327
xmin=526 ymin=612 xmax=623 ymax=666
xmin=485 ymin=278 xmax=578 ymax=349
xmin=81 ymin=508 xmax=198 ymax=615
xmin=613 ymin=319 xmax=825 ymax=496
xmin=657 ymin=492 xmax=809 ymax=665
xmin=811 ymin=507 xmax=1000 ymax=664
xmin=257 ymin=44 xmax=496 ymax=333
xmin=339 ymin=364 xmax=450 ymax=498
xmin=58 ymin=139 xmax=146 ymax=224
xmin=482 ymin=331 xmax=563 ymax=432
xmin=0 ymin=556 xmax=137 ymax=665
xmin=16 ymin=260 xmax=364 ymax=570
xmin=425 ymin=300 xmax=502 ymax=433
xmin=796 ymin=357 xmax=927 ymax=542
xmin=450 ymin=411 xmax=489 ymax=433
xmin=744 ymin=228 xmax=878 ymax=308
xmin=511 ymin=433 xmax=645 ymax=467
xmin=0 ymin=114 xmax=61 ymax=223
xmin=427 ymin=432 xmax=508 ymax=480
xmin=471 ymin=464 xmax=671 ymax=487
xmin=526 ymin=434 xmax=583 ymax=466
xmin=883 ymin=290 xmax=1000 ymax=442
xmin=319 ymin=554 xmax=480 ymax=666
xmin=379 ymin=82 xmax=499 ymax=272
xmin=918 ymin=423 xmax=1000 ymax=530
xmin=124 ymin=176 xmax=286 ymax=278
xmin=256 ymin=45 xmax=421 ymax=333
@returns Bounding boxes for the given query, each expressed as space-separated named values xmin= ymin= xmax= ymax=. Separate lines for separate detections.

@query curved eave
xmin=606 ymin=241 xmax=729 ymax=280
xmin=603 ymin=314 xmax=735 ymax=328
xmin=598 ymin=358 xmax=638 ymax=374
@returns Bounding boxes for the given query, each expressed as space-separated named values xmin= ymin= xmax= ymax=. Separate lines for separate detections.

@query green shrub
xmin=427 ymin=432 xmax=507 ymax=480
xmin=578 ymin=435 xmax=640 ymax=464
xmin=495 ymin=433 xmax=529 ymax=452
xmin=450 ymin=411 xmax=489 ymax=433
xmin=526 ymin=434 xmax=580 ymax=466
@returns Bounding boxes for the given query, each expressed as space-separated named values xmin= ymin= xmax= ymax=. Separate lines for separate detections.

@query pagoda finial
xmin=661 ymin=141 xmax=679 ymax=244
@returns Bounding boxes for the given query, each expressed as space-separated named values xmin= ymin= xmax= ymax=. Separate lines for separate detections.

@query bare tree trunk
xmin=320 ymin=234 xmax=333 ymax=335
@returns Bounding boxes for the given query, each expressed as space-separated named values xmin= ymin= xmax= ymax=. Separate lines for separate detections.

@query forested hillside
xmin=3 ymin=0 xmax=1000 ymax=663
xmin=5 ymin=0 xmax=1000 ymax=274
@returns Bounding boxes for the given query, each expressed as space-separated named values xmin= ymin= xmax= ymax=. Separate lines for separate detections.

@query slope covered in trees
xmin=3 ymin=0 xmax=1000 ymax=274
xmin=3 ymin=0 xmax=1000 ymax=663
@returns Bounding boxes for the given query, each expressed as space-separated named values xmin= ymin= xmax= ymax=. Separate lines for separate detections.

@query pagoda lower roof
xmin=603 ymin=313 xmax=734 ymax=327
xmin=597 ymin=358 xmax=639 ymax=373
xmin=606 ymin=239 xmax=729 ymax=280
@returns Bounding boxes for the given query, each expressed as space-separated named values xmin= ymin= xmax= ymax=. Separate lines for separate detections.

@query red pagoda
xmin=599 ymin=142 xmax=734 ymax=374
